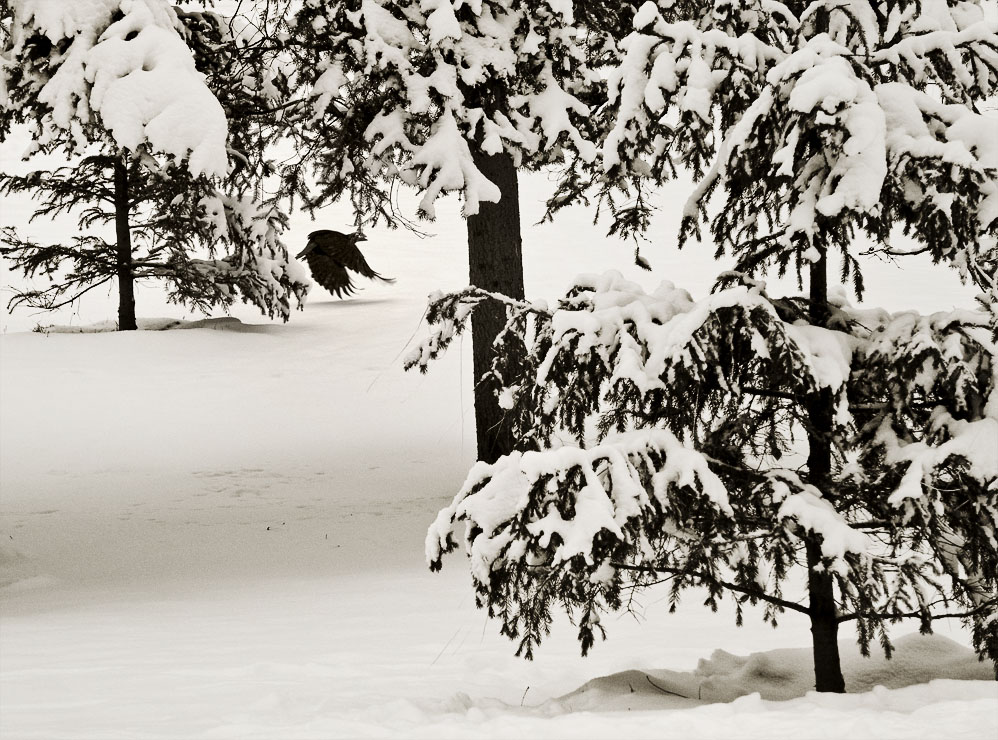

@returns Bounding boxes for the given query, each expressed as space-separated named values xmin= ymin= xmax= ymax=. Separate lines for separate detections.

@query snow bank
xmin=548 ymin=634 xmax=995 ymax=732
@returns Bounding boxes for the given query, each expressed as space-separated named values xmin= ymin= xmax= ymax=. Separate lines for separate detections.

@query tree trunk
xmin=467 ymin=150 xmax=525 ymax=464
xmin=806 ymin=248 xmax=846 ymax=693
xmin=113 ymin=155 xmax=137 ymax=331
xmin=806 ymin=538 xmax=846 ymax=692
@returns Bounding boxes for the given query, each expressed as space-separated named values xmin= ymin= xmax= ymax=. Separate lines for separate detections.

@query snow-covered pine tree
xmin=281 ymin=0 xmax=610 ymax=462
xmin=0 ymin=0 xmax=308 ymax=329
xmin=409 ymin=0 xmax=998 ymax=692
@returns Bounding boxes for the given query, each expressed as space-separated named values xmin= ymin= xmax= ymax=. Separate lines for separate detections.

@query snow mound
xmin=550 ymin=668 xmax=697 ymax=711
xmin=554 ymin=633 xmax=995 ymax=711
xmin=33 ymin=316 xmax=267 ymax=333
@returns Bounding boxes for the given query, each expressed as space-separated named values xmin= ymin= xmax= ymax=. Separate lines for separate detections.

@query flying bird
xmin=296 ymin=230 xmax=395 ymax=298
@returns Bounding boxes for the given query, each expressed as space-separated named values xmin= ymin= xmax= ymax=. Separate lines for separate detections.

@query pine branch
xmin=741 ymin=385 xmax=800 ymax=402
xmin=611 ymin=562 xmax=810 ymax=615
xmin=837 ymin=601 xmax=997 ymax=625
xmin=7 ymin=276 xmax=114 ymax=312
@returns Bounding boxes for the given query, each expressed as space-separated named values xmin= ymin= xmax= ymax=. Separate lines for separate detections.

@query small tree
xmin=0 ymin=0 xmax=308 ymax=328
xmin=280 ymin=0 xmax=615 ymax=461
xmin=409 ymin=0 xmax=998 ymax=692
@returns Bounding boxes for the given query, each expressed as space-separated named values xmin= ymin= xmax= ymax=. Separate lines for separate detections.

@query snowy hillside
xmin=2 ymin=122 xmax=996 ymax=737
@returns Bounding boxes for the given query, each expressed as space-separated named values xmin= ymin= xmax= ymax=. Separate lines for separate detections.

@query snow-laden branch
xmin=290 ymin=0 xmax=601 ymax=221
xmin=598 ymin=0 xmax=998 ymax=291
xmin=5 ymin=0 xmax=229 ymax=177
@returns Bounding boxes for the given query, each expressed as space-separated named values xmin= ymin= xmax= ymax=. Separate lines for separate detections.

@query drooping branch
xmin=6 ymin=276 xmax=115 ymax=312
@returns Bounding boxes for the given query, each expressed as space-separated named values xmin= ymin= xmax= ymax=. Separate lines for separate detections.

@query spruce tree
xmin=0 ymin=0 xmax=308 ymax=329
xmin=409 ymin=0 xmax=998 ymax=692
xmin=280 ymin=0 xmax=612 ymax=462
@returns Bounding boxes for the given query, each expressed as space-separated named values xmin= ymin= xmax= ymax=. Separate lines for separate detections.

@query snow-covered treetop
xmin=2 ymin=0 xmax=228 ymax=177
xmin=592 ymin=0 xmax=998 ymax=296
xmin=289 ymin=0 xmax=601 ymax=219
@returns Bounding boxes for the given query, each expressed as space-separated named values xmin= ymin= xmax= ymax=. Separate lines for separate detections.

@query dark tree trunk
xmin=467 ymin=150 xmax=525 ymax=464
xmin=806 ymin=539 xmax=846 ymax=693
xmin=113 ymin=155 xmax=137 ymax=331
xmin=805 ymin=248 xmax=845 ymax=693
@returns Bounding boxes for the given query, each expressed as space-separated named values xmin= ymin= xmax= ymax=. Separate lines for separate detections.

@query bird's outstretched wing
xmin=304 ymin=250 xmax=356 ymax=298
xmin=327 ymin=238 xmax=395 ymax=283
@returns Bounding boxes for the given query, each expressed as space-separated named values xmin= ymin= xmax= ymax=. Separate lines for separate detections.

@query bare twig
xmin=645 ymin=675 xmax=690 ymax=699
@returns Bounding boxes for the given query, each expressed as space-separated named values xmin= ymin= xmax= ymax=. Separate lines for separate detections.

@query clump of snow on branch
xmin=194 ymin=191 xmax=310 ymax=320
xmin=3 ymin=0 xmax=228 ymax=176
xmin=427 ymin=429 xmax=734 ymax=585
xmin=293 ymin=0 xmax=599 ymax=220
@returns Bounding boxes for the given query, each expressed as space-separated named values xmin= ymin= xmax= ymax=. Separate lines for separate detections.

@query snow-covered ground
xmin=2 ymin=135 xmax=996 ymax=737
